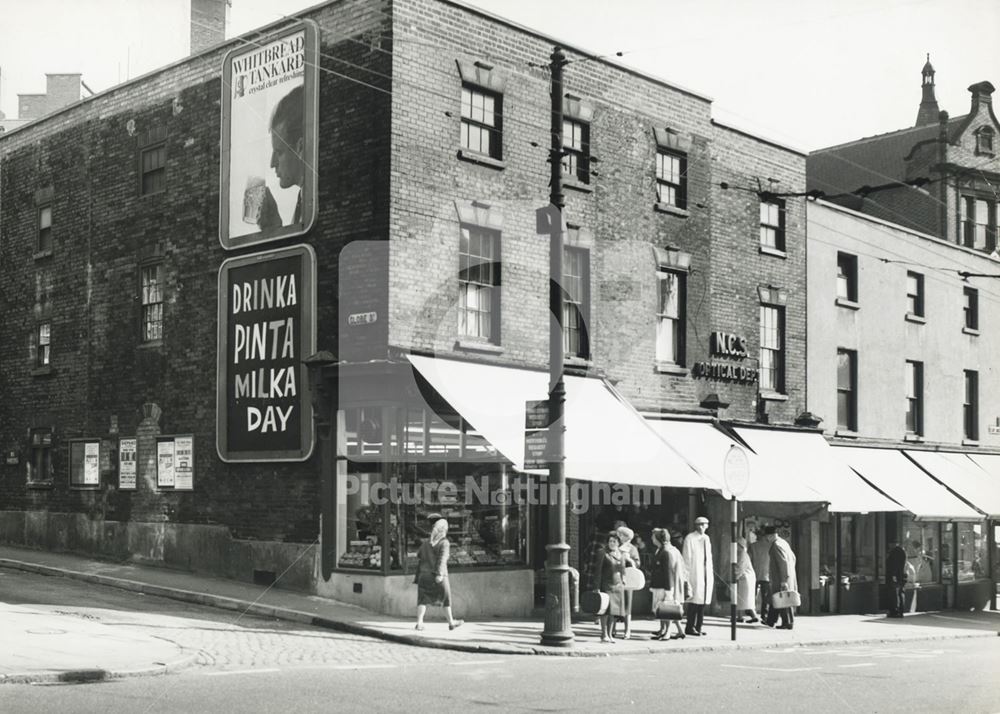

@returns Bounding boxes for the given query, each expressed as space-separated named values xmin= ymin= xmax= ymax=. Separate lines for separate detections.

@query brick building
xmin=0 ymin=0 xmax=883 ymax=619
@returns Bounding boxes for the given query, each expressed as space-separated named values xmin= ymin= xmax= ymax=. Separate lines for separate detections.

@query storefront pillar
xmin=304 ymin=352 xmax=338 ymax=580
xmin=990 ymin=519 xmax=998 ymax=611
xmin=834 ymin=516 xmax=842 ymax=614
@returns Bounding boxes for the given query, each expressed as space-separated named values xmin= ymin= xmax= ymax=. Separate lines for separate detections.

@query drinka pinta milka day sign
xmin=219 ymin=21 xmax=319 ymax=250
xmin=216 ymin=245 xmax=317 ymax=462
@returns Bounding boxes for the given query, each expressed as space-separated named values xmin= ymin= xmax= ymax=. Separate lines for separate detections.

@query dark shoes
xmin=669 ymin=633 xmax=686 ymax=640
xmin=651 ymin=631 xmax=667 ymax=640
xmin=449 ymin=620 xmax=464 ymax=630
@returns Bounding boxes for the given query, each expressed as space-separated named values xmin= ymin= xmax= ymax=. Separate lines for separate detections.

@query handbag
xmin=771 ymin=590 xmax=801 ymax=609
xmin=623 ymin=568 xmax=646 ymax=591
xmin=654 ymin=601 xmax=684 ymax=620
xmin=580 ymin=590 xmax=610 ymax=615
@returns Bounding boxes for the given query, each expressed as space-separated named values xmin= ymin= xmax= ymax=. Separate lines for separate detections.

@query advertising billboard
xmin=217 ymin=244 xmax=317 ymax=462
xmin=219 ymin=21 xmax=319 ymax=250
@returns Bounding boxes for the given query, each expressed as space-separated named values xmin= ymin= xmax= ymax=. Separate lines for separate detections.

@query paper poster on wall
xmin=119 ymin=438 xmax=137 ymax=490
xmin=174 ymin=435 xmax=194 ymax=490
xmin=83 ymin=442 xmax=100 ymax=486
xmin=157 ymin=440 xmax=175 ymax=488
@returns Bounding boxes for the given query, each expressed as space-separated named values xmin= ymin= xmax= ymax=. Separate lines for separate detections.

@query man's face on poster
xmin=270 ymin=120 xmax=304 ymax=190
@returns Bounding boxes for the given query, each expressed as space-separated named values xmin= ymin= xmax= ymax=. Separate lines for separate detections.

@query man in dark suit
xmin=886 ymin=541 xmax=908 ymax=618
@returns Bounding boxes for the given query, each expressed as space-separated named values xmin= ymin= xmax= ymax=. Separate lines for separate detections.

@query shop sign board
xmin=693 ymin=328 xmax=758 ymax=384
xmin=217 ymin=244 xmax=317 ymax=462
xmin=119 ymin=438 xmax=137 ymax=490
xmin=219 ymin=20 xmax=320 ymax=250
xmin=723 ymin=445 xmax=750 ymax=499
xmin=524 ymin=399 xmax=552 ymax=470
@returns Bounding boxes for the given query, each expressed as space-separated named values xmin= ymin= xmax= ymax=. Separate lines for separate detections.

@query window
xmin=458 ymin=226 xmax=501 ymax=343
xmin=906 ymin=271 xmax=924 ymax=317
xmin=900 ymin=514 xmax=939 ymax=584
xmin=36 ymin=322 xmax=51 ymax=367
xmin=905 ymin=360 xmax=923 ymax=436
xmin=964 ymin=287 xmax=979 ymax=331
xmin=975 ymin=126 xmax=994 ymax=155
xmin=141 ymin=264 xmax=163 ymax=343
xmin=961 ymin=196 xmax=996 ymax=252
xmin=964 ymin=370 xmax=979 ymax=440
xmin=759 ymin=305 xmax=784 ymax=392
xmin=655 ymin=150 xmax=687 ymax=209
xmin=37 ymin=205 xmax=52 ymax=253
xmin=27 ymin=427 xmax=53 ymax=485
xmin=562 ymin=119 xmax=589 ymax=184
xmin=656 ymin=269 xmax=685 ymax=365
xmin=562 ymin=246 xmax=590 ymax=359
xmin=836 ymin=252 xmax=858 ymax=302
xmin=460 ymin=85 xmax=502 ymax=159
xmin=138 ymin=126 xmax=167 ymax=196
xmin=837 ymin=349 xmax=857 ymax=431
xmin=759 ymin=198 xmax=785 ymax=251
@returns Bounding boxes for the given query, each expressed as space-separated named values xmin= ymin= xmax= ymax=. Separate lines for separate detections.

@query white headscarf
xmin=429 ymin=518 xmax=449 ymax=547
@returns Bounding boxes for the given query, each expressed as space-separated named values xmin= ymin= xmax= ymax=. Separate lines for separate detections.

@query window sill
xmin=903 ymin=433 xmax=924 ymax=442
xmin=654 ymin=202 xmax=689 ymax=218
xmin=26 ymin=481 xmax=54 ymax=490
xmin=137 ymin=340 xmax=164 ymax=350
xmin=759 ymin=245 xmax=787 ymax=259
xmin=759 ymin=391 xmax=788 ymax=402
xmin=564 ymin=356 xmax=593 ymax=369
xmin=654 ymin=361 xmax=689 ymax=376
xmin=69 ymin=484 xmax=101 ymax=491
xmin=835 ymin=429 xmax=859 ymax=439
xmin=962 ymin=327 xmax=980 ymax=336
xmin=563 ymin=179 xmax=593 ymax=194
xmin=835 ymin=298 xmax=860 ymax=310
xmin=33 ymin=249 xmax=54 ymax=261
xmin=904 ymin=313 xmax=926 ymax=324
xmin=31 ymin=365 xmax=53 ymax=377
xmin=454 ymin=338 xmax=502 ymax=354
xmin=457 ymin=149 xmax=506 ymax=171
xmin=962 ymin=439 xmax=980 ymax=447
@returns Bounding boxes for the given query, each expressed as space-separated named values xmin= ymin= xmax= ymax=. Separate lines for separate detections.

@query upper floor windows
xmin=964 ymin=370 xmax=979 ymax=442
xmin=37 ymin=205 xmax=52 ymax=253
xmin=759 ymin=304 xmax=785 ymax=393
xmin=460 ymin=85 xmax=502 ymax=160
xmin=138 ymin=126 xmax=167 ymax=196
xmin=36 ymin=322 xmax=51 ymax=368
xmin=141 ymin=264 xmax=164 ymax=343
xmin=458 ymin=225 xmax=501 ymax=344
xmin=562 ymin=119 xmax=590 ymax=184
xmin=656 ymin=150 xmax=687 ymax=209
xmin=961 ymin=196 xmax=996 ymax=252
xmin=836 ymin=252 xmax=858 ymax=304
xmin=656 ymin=269 xmax=686 ymax=366
xmin=562 ymin=246 xmax=590 ymax=360
xmin=963 ymin=286 xmax=979 ymax=332
xmin=975 ymin=126 xmax=994 ymax=156
xmin=906 ymin=271 xmax=925 ymax=319
xmin=837 ymin=348 xmax=857 ymax=432
xmin=759 ymin=198 xmax=786 ymax=252
xmin=905 ymin=360 xmax=924 ymax=437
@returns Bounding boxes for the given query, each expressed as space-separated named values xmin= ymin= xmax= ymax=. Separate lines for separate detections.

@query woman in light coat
xmin=593 ymin=531 xmax=634 ymax=643
xmin=414 ymin=518 xmax=463 ymax=631
xmin=615 ymin=525 xmax=641 ymax=639
xmin=649 ymin=528 xmax=688 ymax=640
xmin=735 ymin=537 xmax=760 ymax=623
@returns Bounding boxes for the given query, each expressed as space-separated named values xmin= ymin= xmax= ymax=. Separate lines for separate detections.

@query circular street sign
xmin=723 ymin=445 xmax=750 ymax=498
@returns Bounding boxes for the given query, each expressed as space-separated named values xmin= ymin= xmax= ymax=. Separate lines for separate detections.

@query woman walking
xmin=650 ymin=528 xmax=688 ymax=640
xmin=735 ymin=537 xmax=760 ymax=623
xmin=614 ymin=525 xmax=641 ymax=639
xmin=593 ymin=531 xmax=632 ymax=643
xmin=414 ymin=518 xmax=463 ymax=631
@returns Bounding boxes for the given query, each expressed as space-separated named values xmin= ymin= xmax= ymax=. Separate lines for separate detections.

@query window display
xmin=900 ymin=515 xmax=938 ymax=584
xmin=957 ymin=522 xmax=987 ymax=581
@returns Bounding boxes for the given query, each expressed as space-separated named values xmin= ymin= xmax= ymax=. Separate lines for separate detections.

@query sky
xmin=0 ymin=0 xmax=997 ymax=151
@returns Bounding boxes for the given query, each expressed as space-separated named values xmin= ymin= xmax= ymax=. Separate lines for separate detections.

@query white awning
xmin=832 ymin=446 xmax=982 ymax=521
xmin=964 ymin=454 xmax=1000 ymax=518
xmin=733 ymin=428 xmax=901 ymax=511
xmin=407 ymin=355 xmax=717 ymax=489
xmin=904 ymin=451 xmax=996 ymax=519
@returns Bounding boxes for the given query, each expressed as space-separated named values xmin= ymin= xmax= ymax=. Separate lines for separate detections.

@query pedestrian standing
xmin=766 ymin=527 xmax=798 ymax=630
xmin=593 ymin=531 xmax=630 ymax=643
xmin=735 ymin=537 xmax=759 ymax=623
xmin=649 ymin=528 xmax=688 ymax=640
xmin=615 ymin=525 xmax=640 ymax=639
xmin=414 ymin=518 xmax=463 ymax=631
xmin=886 ymin=540 xmax=908 ymax=618
xmin=750 ymin=527 xmax=771 ymax=624
xmin=682 ymin=516 xmax=714 ymax=636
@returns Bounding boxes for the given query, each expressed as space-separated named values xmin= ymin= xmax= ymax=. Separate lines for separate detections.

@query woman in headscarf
xmin=736 ymin=536 xmax=760 ymax=623
xmin=615 ymin=524 xmax=640 ymax=639
xmin=414 ymin=518 xmax=463 ymax=631
xmin=593 ymin=531 xmax=632 ymax=643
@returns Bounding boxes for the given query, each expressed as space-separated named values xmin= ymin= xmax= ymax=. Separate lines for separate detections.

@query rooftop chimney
xmin=45 ymin=74 xmax=83 ymax=112
xmin=191 ymin=0 xmax=231 ymax=55
xmin=968 ymin=81 xmax=995 ymax=114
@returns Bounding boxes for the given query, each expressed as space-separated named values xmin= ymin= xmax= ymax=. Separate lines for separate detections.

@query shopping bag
xmin=623 ymin=568 xmax=646 ymax=591
xmin=654 ymin=601 xmax=684 ymax=620
xmin=771 ymin=590 xmax=801 ymax=609
xmin=580 ymin=590 xmax=610 ymax=615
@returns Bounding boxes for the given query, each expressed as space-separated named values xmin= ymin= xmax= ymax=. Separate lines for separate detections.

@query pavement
xmin=1 ymin=543 xmax=998 ymax=684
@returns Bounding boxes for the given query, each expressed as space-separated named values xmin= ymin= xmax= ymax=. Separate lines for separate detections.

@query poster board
xmin=155 ymin=435 xmax=195 ymax=490
xmin=119 ymin=438 xmax=137 ymax=490
xmin=69 ymin=439 xmax=101 ymax=489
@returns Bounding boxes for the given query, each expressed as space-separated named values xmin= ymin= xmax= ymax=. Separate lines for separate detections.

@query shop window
xmin=906 ymin=271 xmax=924 ymax=318
xmin=656 ymin=269 xmax=686 ymax=365
xmin=963 ymin=287 xmax=979 ymax=331
xmin=656 ymin=150 xmax=687 ymax=209
xmin=964 ymin=370 xmax=979 ymax=441
xmin=338 ymin=465 xmax=396 ymax=571
xmin=460 ymin=85 xmax=502 ymax=159
xmin=759 ymin=305 xmax=784 ymax=393
xmin=562 ymin=246 xmax=590 ymax=359
xmin=759 ymin=198 xmax=785 ymax=252
xmin=837 ymin=348 xmax=857 ymax=431
xmin=140 ymin=263 xmax=163 ymax=343
xmin=562 ymin=118 xmax=590 ymax=184
xmin=836 ymin=252 xmax=858 ymax=303
xmin=26 ymin=427 xmax=54 ymax=486
xmin=961 ymin=196 xmax=997 ymax=252
xmin=343 ymin=407 xmax=387 ymax=458
xmin=37 ymin=204 xmax=53 ymax=254
xmin=36 ymin=322 xmax=51 ymax=367
xmin=900 ymin=514 xmax=939 ymax=584
xmin=458 ymin=225 xmax=501 ymax=343
xmin=840 ymin=513 xmax=876 ymax=582
xmin=138 ymin=126 xmax=167 ymax=196
xmin=905 ymin=360 xmax=923 ymax=436
xmin=957 ymin=522 xmax=987 ymax=581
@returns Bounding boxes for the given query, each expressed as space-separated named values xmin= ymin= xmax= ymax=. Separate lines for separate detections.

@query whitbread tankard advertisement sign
xmin=217 ymin=244 xmax=317 ymax=462
xmin=219 ymin=20 xmax=319 ymax=250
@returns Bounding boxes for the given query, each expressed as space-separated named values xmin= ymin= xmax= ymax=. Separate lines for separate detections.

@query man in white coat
xmin=682 ymin=516 xmax=713 ymax=636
